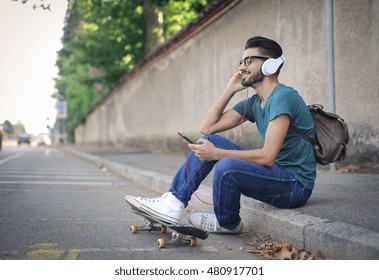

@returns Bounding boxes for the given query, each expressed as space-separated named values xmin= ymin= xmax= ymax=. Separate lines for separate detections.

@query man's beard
xmin=241 ymin=70 xmax=264 ymax=87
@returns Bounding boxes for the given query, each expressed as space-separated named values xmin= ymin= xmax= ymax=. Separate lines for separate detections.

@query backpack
xmin=289 ymin=104 xmax=349 ymax=165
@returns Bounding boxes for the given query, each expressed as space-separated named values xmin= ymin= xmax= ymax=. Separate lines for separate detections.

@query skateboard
xmin=127 ymin=204 xmax=209 ymax=248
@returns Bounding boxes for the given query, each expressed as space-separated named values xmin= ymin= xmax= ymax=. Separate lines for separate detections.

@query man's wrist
xmin=214 ymin=148 xmax=224 ymax=161
xmin=223 ymin=87 xmax=238 ymax=98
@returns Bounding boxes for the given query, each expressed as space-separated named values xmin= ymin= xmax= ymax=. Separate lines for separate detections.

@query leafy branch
xmin=12 ymin=0 xmax=51 ymax=11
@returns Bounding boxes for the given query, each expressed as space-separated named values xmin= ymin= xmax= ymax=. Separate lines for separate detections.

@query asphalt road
xmin=0 ymin=146 xmax=260 ymax=260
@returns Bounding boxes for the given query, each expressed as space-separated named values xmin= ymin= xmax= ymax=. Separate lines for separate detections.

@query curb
xmin=61 ymin=147 xmax=379 ymax=259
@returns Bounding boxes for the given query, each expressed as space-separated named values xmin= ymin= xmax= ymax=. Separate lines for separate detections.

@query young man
xmin=125 ymin=36 xmax=316 ymax=233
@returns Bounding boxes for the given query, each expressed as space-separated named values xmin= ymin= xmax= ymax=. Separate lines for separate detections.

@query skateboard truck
xmin=130 ymin=221 xmax=198 ymax=248
xmin=157 ymin=232 xmax=197 ymax=248
xmin=128 ymin=206 xmax=208 ymax=248
xmin=130 ymin=220 xmax=167 ymax=234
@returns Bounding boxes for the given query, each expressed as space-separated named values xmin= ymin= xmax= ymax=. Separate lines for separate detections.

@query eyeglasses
xmin=239 ymin=56 xmax=269 ymax=66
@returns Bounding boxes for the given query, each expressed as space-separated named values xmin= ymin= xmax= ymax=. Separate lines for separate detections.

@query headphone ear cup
xmin=261 ymin=56 xmax=285 ymax=76
xmin=261 ymin=59 xmax=276 ymax=76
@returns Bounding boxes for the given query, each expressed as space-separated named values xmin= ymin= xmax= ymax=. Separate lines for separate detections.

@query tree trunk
xmin=144 ymin=0 xmax=164 ymax=55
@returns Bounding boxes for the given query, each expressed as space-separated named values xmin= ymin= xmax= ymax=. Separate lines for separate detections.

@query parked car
xmin=18 ymin=134 xmax=31 ymax=145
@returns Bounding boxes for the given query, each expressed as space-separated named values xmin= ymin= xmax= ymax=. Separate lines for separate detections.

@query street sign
xmin=56 ymin=101 xmax=67 ymax=119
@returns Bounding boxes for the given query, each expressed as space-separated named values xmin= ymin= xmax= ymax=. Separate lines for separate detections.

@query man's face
xmin=239 ymin=48 xmax=266 ymax=87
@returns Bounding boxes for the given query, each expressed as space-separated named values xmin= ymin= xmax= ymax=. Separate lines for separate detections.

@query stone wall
xmin=75 ymin=0 xmax=379 ymax=167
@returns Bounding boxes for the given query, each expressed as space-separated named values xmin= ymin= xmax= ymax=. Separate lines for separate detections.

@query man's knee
xmin=203 ymin=134 xmax=224 ymax=143
xmin=214 ymin=158 xmax=239 ymax=177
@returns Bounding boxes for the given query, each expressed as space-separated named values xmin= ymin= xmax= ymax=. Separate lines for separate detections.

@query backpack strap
xmin=288 ymin=126 xmax=320 ymax=152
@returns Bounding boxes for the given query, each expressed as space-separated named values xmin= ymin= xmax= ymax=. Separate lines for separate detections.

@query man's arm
xmin=199 ymin=71 xmax=246 ymax=134
xmin=191 ymin=114 xmax=290 ymax=166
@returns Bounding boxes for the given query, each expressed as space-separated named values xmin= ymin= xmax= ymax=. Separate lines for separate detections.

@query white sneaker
xmin=188 ymin=212 xmax=243 ymax=234
xmin=125 ymin=192 xmax=184 ymax=224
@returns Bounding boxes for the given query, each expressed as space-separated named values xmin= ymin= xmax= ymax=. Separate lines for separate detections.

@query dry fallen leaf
xmin=336 ymin=165 xmax=360 ymax=173
xmin=243 ymin=233 xmax=324 ymax=260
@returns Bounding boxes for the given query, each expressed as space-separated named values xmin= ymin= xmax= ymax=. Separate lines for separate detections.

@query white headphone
xmin=261 ymin=55 xmax=285 ymax=76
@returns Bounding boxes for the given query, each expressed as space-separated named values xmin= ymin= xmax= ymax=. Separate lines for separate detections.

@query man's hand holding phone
xmin=178 ymin=132 xmax=219 ymax=161
xmin=189 ymin=137 xmax=220 ymax=161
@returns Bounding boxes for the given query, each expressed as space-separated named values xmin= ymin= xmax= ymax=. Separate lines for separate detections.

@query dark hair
xmin=244 ymin=36 xmax=283 ymax=59
xmin=245 ymin=36 xmax=283 ymax=75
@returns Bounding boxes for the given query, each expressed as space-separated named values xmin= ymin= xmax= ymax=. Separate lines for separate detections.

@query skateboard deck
xmin=126 ymin=202 xmax=209 ymax=248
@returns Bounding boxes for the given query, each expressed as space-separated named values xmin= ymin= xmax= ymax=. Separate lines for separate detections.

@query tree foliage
xmin=1 ymin=120 xmax=26 ymax=136
xmin=55 ymin=0 xmax=211 ymax=142
xmin=2 ymin=120 xmax=14 ymax=135
xmin=12 ymin=0 xmax=52 ymax=11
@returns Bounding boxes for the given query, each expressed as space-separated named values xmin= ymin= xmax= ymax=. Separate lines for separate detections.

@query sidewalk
xmin=61 ymin=145 xmax=379 ymax=260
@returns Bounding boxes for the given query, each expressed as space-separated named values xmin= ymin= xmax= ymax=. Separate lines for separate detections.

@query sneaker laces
xmin=138 ymin=193 xmax=172 ymax=204
xmin=139 ymin=197 xmax=161 ymax=203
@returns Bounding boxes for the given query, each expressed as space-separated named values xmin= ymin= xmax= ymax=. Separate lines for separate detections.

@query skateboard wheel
xmin=157 ymin=238 xmax=166 ymax=248
xmin=160 ymin=225 xmax=167 ymax=234
xmin=189 ymin=237 xmax=197 ymax=247
xmin=130 ymin=225 xmax=138 ymax=234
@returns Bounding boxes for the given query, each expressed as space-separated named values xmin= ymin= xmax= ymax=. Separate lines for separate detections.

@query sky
xmin=0 ymin=0 xmax=68 ymax=135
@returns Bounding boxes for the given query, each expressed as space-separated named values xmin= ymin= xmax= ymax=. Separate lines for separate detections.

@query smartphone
xmin=178 ymin=132 xmax=195 ymax=144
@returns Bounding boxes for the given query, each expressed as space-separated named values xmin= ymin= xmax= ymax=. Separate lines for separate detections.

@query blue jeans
xmin=169 ymin=134 xmax=312 ymax=230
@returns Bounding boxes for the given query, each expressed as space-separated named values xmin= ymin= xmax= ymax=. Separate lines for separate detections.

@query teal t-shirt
xmin=233 ymin=84 xmax=317 ymax=190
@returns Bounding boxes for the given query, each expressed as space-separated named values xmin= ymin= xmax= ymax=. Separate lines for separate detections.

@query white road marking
xmin=0 ymin=170 xmax=109 ymax=176
xmin=0 ymin=154 xmax=23 ymax=165
xmin=0 ymin=181 xmax=114 ymax=185
xmin=0 ymin=174 xmax=114 ymax=180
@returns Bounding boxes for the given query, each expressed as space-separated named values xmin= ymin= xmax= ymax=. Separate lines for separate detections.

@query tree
xmin=144 ymin=0 xmax=164 ymax=55
xmin=14 ymin=121 xmax=27 ymax=136
xmin=55 ymin=0 xmax=211 ymax=142
xmin=12 ymin=0 xmax=51 ymax=11
xmin=2 ymin=120 xmax=14 ymax=135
